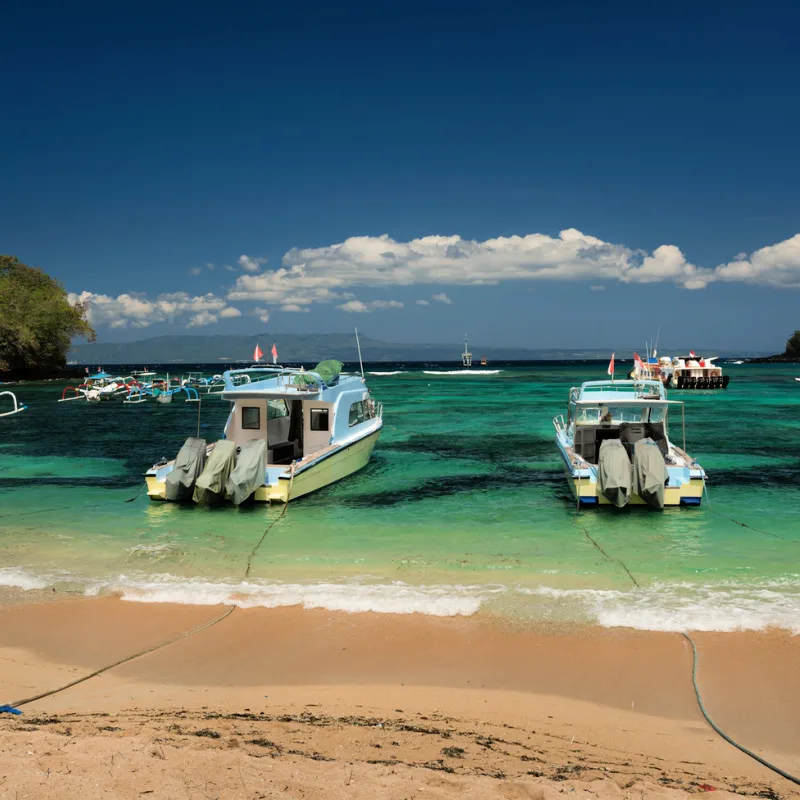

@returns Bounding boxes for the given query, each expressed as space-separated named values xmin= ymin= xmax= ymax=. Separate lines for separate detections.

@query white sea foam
xmin=85 ymin=576 xmax=503 ymax=617
xmin=5 ymin=566 xmax=800 ymax=633
xmin=422 ymin=370 xmax=501 ymax=375
xmin=518 ymin=581 xmax=800 ymax=634
xmin=0 ymin=567 xmax=56 ymax=591
xmin=367 ymin=371 xmax=404 ymax=376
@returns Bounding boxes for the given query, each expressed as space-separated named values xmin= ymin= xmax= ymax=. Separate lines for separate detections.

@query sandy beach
xmin=1 ymin=596 xmax=798 ymax=799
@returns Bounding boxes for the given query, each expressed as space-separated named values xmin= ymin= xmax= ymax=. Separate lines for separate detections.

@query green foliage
xmin=786 ymin=331 xmax=800 ymax=356
xmin=0 ymin=255 xmax=95 ymax=373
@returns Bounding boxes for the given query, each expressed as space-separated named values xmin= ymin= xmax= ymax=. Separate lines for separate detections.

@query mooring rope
xmin=703 ymin=482 xmax=798 ymax=543
xmin=1 ymin=467 xmax=297 ymax=711
xmin=574 ymin=512 xmax=799 ymax=787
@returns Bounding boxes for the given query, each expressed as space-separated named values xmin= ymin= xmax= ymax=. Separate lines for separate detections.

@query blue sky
xmin=2 ymin=0 xmax=799 ymax=352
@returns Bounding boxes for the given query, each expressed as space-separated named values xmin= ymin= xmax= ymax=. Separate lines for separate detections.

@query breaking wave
xmin=3 ymin=568 xmax=799 ymax=633
xmin=422 ymin=370 xmax=501 ymax=375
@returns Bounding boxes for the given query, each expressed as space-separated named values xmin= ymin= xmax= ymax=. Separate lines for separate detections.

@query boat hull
xmin=561 ymin=460 xmax=704 ymax=507
xmin=146 ymin=428 xmax=381 ymax=504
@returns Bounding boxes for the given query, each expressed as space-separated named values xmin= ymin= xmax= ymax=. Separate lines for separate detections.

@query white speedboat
xmin=554 ymin=379 xmax=706 ymax=508
xmin=145 ymin=361 xmax=383 ymax=504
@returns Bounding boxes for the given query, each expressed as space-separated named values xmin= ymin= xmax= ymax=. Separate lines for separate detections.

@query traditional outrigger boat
xmin=554 ymin=379 xmax=706 ymax=508
xmin=0 ymin=391 xmax=26 ymax=417
xmin=145 ymin=360 xmax=383 ymax=505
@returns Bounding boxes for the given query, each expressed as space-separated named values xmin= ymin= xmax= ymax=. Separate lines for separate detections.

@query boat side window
xmin=267 ymin=399 xmax=289 ymax=419
xmin=310 ymin=408 xmax=329 ymax=431
xmin=649 ymin=407 xmax=667 ymax=424
xmin=241 ymin=406 xmax=261 ymax=430
xmin=349 ymin=401 xmax=366 ymax=426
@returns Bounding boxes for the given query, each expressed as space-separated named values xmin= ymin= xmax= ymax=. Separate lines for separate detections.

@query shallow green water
xmin=1 ymin=363 xmax=798 ymax=631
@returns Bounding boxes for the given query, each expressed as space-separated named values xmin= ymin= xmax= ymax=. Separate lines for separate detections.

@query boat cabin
xmin=566 ymin=381 xmax=678 ymax=466
xmin=221 ymin=367 xmax=379 ymax=466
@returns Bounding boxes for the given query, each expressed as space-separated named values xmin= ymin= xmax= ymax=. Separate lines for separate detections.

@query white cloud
xmin=206 ymin=262 xmax=215 ymax=271
xmin=219 ymin=306 xmax=242 ymax=318
xmin=68 ymin=291 xmax=230 ymax=329
xmin=239 ymin=255 xmax=267 ymax=273
xmin=187 ymin=311 xmax=218 ymax=327
xmin=227 ymin=230 xmax=720 ymax=310
xmin=590 ymin=285 xmax=606 ymax=291
xmin=336 ymin=299 xmax=404 ymax=313
xmin=714 ymin=234 xmax=800 ymax=288
xmin=188 ymin=267 xmax=202 ymax=276
xmin=252 ymin=307 xmax=270 ymax=323
xmin=70 ymin=231 xmax=800 ymax=331
xmin=620 ymin=244 xmax=710 ymax=290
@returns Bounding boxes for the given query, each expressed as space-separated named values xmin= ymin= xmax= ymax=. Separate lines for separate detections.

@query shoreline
xmin=1 ymin=596 xmax=798 ymax=798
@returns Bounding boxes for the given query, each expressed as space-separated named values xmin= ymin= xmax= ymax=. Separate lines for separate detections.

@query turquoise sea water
xmin=1 ymin=363 xmax=799 ymax=632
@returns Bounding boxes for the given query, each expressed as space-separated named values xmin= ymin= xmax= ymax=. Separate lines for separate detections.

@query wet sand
xmin=0 ymin=596 xmax=798 ymax=798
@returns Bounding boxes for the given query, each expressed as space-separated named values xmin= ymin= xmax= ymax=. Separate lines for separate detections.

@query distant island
xmin=67 ymin=334 xmax=770 ymax=365
xmin=749 ymin=330 xmax=800 ymax=363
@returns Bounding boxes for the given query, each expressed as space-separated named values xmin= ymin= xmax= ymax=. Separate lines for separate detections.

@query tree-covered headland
xmin=0 ymin=255 xmax=95 ymax=376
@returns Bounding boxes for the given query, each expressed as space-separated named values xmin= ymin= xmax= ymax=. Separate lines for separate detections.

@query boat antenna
xmin=355 ymin=327 xmax=365 ymax=379
xmin=653 ymin=324 xmax=661 ymax=359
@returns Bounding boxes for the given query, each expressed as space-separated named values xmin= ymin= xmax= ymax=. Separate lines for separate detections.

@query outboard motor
xmin=193 ymin=440 xmax=237 ymax=505
xmin=597 ymin=438 xmax=632 ymax=508
xmin=226 ymin=438 xmax=268 ymax=505
xmin=165 ymin=437 xmax=207 ymax=501
xmin=722 ymin=375 xmax=730 ymax=388
xmin=632 ymin=438 xmax=668 ymax=509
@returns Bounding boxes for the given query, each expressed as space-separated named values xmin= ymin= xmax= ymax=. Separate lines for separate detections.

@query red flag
xmin=253 ymin=344 xmax=263 ymax=362
xmin=271 ymin=343 xmax=278 ymax=364
xmin=633 ymin=352 xmax=645 ymax=371
xmin=607 ymin=353 xmax=615 ymax=376
xmin=689 ymin=350 xmax=696 ymax=358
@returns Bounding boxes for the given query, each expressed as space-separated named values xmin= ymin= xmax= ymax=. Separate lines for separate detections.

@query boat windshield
xmin=574 ymin=405 xmax=667 ymax=425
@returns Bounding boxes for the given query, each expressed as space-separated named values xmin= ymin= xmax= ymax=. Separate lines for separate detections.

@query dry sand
xmin=0 ymin=596 xmax=798 ymax=799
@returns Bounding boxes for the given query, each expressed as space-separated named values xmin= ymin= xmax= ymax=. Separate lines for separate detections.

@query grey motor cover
xmin=225 ymin=438 xmax=267 ymax=506
xmin=632 ymin=438 xmax=668 ymax=509
xmin=597 ymin=438 xmax=632 ymax=508
xmin=165 ymin=437 xmax=207 ymax=501
xmin=193 ymin=440 xmax=237 ymax=505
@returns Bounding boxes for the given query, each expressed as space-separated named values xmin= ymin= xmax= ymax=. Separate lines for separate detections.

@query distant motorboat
xmin=461 ymin=334 xmax=472 ymax=367
xmin=629 ymin=353 xmax=730 ymax=390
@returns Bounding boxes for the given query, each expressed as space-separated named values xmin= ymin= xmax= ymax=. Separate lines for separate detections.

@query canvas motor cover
xmin=597 ymin=438 xmax=632 ymax=508
xmin=193 ymin=440 xmax=237 ymax=505
xmin=165 ymin=437 xmax=207 ymax=501
xmin=225 ymin=438 xmax=267 ymax=506
xmin=632 ymin=437 xmax=668 ymax=509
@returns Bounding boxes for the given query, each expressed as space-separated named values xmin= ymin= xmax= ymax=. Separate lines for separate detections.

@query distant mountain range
xmin=67 ymin=334 xmax=770 ymax=364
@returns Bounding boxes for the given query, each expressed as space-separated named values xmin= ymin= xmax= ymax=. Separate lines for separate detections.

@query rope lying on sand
xmin=574 ymin=511 xmax=800 ymax=788
xmin=1 ymin=467 xmax=298 ymax=712
xmin=5 ymin=605 xmax=236 ymax=710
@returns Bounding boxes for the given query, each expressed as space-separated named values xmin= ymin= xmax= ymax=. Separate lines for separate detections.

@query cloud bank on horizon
xmin=69 ymin=229 xmax=800 ymax=329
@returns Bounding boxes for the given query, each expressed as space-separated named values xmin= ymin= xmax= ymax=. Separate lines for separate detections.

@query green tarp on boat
xmin=293 ymin=360 xmax=343 ymax=388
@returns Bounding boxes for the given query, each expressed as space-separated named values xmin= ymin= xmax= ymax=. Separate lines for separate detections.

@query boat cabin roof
xmin=572 ymin=379 xmax=676 ymax=406
xmin=221 ymin=366 xmax=365 ymax=401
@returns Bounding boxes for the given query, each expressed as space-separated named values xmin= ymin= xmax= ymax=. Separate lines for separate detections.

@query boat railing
xmin=0 ymin=391 xmax=26 ymax=417
xmin=552 ymin=414 xmax=565 ymax=435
